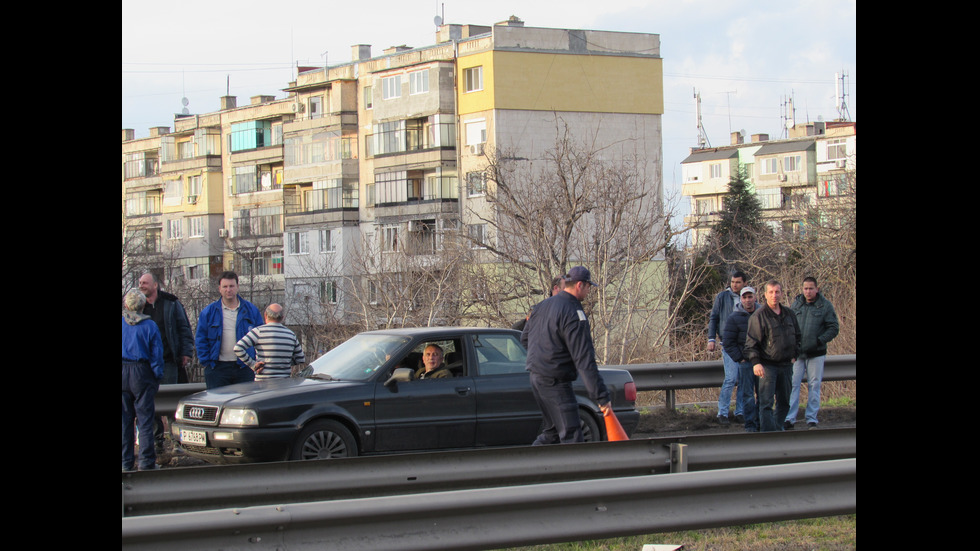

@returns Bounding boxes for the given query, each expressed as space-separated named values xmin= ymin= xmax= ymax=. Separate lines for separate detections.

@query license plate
xmin=180 ymin=429 xmax=207 ymax=445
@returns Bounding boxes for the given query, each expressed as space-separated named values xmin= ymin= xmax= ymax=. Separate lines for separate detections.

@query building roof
xmin=754 ymin=140 xmax=815 ymax=156
xmin=680 ymin=148 xmax=740 ymax=164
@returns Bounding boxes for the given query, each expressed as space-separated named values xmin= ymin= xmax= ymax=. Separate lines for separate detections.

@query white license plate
xmin=180 ymin=429 xmax=207 ymax=445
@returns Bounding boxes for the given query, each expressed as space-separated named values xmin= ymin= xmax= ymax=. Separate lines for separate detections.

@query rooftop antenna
xmin=694 ymin=87 xmax=710 ymax=149
xmin=180 ymin=70 xmax=189 ymax=115
xmin=321 ymin=50 xmax=328 ymax=77
xmin=835 ymin=71 xmax=852 ymax=121
xmin=723 ymin=89 xmax=737 ymax=135
xmin=780 ymin=93 xmax=796 ymax=138
xmin=434 ymin=1 xmax=444 ymax=27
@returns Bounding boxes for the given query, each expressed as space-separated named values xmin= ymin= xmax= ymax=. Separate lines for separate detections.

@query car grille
xmin=181 ymin=403 xmax=220 ymax=424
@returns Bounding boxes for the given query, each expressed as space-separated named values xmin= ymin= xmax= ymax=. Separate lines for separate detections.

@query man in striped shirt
xmin=233 ymin=304 xmax=306 ymax=380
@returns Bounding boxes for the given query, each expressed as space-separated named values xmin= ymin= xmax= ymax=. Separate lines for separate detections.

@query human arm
xmin=234 ymin=328 xmax=259 ymax=369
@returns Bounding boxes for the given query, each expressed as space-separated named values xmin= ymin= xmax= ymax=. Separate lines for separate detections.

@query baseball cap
xmin=740 ymin=286 xmax=755 ymax=296
xmin=565 ymin=266 xmax=598 ymax=286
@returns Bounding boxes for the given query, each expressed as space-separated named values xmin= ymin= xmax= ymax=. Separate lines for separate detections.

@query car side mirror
xmin=294 ymin=365 xmax=313 ymax=378
xmin=383 ymin=367 xmax=414 ymax=389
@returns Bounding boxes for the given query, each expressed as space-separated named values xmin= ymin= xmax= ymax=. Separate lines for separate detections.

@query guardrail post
xmin=665 ymin=389 xmax=676 ymax=411
xmin=669 ymin=442 xmax=688 ymax=473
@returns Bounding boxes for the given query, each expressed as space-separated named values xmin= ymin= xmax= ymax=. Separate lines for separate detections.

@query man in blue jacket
xmin=784 ymin=277 xmax=840 ymax=430
xmin=708 ymin=271 xmax=747 ymax=425
xmin=122 ymin=289 xmax=164 ymax=471
xmin=722 ymin=286 xmax=759 ymax=432
xmin=195 ymin=271 xmax=263 ymax=389
xmin=521 ymin=266 xmax=610 ymax=445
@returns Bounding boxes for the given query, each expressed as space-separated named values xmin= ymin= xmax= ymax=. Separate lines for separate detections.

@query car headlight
xmin=219 ymin=408 xmax=259 ymax=426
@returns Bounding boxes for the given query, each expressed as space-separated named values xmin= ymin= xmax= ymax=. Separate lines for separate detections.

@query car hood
xmin=181 ymin=377 xmax=367 ymax=407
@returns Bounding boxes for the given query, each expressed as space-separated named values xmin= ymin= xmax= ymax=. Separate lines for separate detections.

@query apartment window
xmin=382 ymin=75 xmax=401 ymax=100
xmin=240 ymin=251 xmax=284 ymax=276
xmin=187 ymin=175 xmax=202 ymax=204
xmin=710 ymin=163 xmax=722 ymax=179
xmin=232 ymin=166 xmax=258 ymax=194
xmin=784 ymin=155 xmax=802 ymax=172
xmin=231 ymin=120 xmax=272 ymax=151
xmin=233 ymin=206 xmax=282 ymax=237
xmin=178 ymin=140 xmax=194 ymax=160
xmin=464 ymin=66 xmax=483 ymax=92
xmin=320 ymin=280 xmax=338 ymax=304
xmin=756 ymin=188 xmax=784 ymax=210
xmin=382 ymin=225 xmax=399 ymax=252
xmin=166 ymin=218 xmax=182 ymax=240
xmin=309 ymin=96 xmax=322 ymax=119
xmin=125 ymin=191 xmax=160 ymax=217
xmin=187 ymin=216 xmax=205 ymax=238
xmin=761 ymin=158 xmax=779 ymax=175
xmin=468 ymin=223 xmax=487 ymax=248
xmin=163 ymin=180 xmax=183 ymax=207
xmin=363 ymin=86 xmax=373 ymax=109
xmin=466 ymin=120 xmax=487 ymax=145
xmin=827 ymin=139 xmax=847 ymax=160
xmin=368 ymin=281 xmax=379 ymax=305
xmin=466 ymin=171 xmax=486 ymax=196
xmin=409 ymin=69 xmax=429 ymax=95
xmin=319 ymin=228 xmax=338 ymax=253
xmin=287 ymin=231 xmax=309 ymax=255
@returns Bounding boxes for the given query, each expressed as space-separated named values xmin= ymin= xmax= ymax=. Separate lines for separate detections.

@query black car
xmin=171 ymin=327 xmax=639 ymax=464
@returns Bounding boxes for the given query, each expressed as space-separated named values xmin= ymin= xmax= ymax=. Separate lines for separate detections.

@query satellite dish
xmin=181 ymin=107 xmax=190 ymax=114
xmin=434 ymin=15 xmax=443 ymax=26
xmin=181 ymin=97 xmax=189 ymax=107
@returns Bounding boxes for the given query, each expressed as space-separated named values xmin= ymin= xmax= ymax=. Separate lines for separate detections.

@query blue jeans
xmin=717 ymin=350 xmax=743 ymax=417
xmin=123 ymin=360 xmax=159 ymax=470
xmin=738 ymin=361 xmax=759 ymax=432
xmin=786 ymin=355 xmax=826 ymax=426
xmin=757 ymin=363 xmax=792 ymax=432
xmin=204 ymin=360 xmax=255 ymax=389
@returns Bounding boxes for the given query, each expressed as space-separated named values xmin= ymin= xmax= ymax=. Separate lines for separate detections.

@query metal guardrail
xmin=122 ymin=458 xmax=856 ymax=551
xmin=122 ymin=427 xmax=855 ymax=517
xmin=155 ymin=355 xmax=857 ymax=413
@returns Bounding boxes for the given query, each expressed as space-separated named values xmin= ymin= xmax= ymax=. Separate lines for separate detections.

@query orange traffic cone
xmin=602 ymin=406 xmax=629 ymax=441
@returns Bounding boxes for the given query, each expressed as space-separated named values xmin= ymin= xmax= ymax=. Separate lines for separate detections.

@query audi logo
xmin=188 ymin=406 xmax=206 ymax=419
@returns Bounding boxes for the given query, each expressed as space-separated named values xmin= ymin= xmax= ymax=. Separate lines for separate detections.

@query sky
xmin=122 ymin=0 xmax=856 ymax=233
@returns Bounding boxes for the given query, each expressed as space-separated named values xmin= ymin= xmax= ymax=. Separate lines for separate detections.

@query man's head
xmin=218 ymin=271 xmax=240 ymax=303
xmin=763 ymin=280 xmax=782 ymax=309
xmin=124 ymin=289 xmax=146 ymax=312
xmin=138 ymin=273 xmax=160 ymax=300
xmin=740 ymin=286 xmax=757 ymax=312
xmin=265 ymin=303 xmax=285 ymax=323
xmin=563 ymin=266 xmax=597 ymax=301
xmin=802 ymin=277 xmax=819 ymax=303
xmin=422 ymin=344 xmax=444 ymax=372
xmin=550 ymin=276 xmax=565 ymax=297
xmin=730 ymin=271 xmax=747 ymax=294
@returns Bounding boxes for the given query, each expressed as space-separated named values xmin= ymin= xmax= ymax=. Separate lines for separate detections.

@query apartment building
xmin=123 ymin=17 xmax=665 ymax=331
xmin=681 ymin=120 xmax=856 ymax=247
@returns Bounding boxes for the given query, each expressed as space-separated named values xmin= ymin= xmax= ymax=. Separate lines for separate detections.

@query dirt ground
xmin=633 ymin=405 xmax=856 ymax=437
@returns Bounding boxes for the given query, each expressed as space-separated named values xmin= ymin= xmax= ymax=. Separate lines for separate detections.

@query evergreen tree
xmin=712 ymin=164 xmax=766 ymax=261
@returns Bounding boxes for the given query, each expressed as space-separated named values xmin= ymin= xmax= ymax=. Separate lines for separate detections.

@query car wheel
xmin=291 ymin=420 xmax=358 ymax=461
xmin=580 ymin=409 xmax=601 ymax=442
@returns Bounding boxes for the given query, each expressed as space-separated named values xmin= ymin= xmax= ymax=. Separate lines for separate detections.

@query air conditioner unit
xmin=835 ymin=159 xmax=846 ymax=169
xmin=777 ymin=174 xmax=788 ymax=182
xmin=187 ymin=195 xmax=198 ymax=204
xmin=470 ymin=143 xmax=484 ymax=155
xmin=292 ymin=102 xmax=305 ymax=113
xmin=218 ymin=228 xmax=228 ymax=238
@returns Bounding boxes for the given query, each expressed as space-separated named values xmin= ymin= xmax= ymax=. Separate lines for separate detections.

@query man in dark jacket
xmin=722 ymin=286 xmax=759 ymax=432
xmin=744 ymin=280 xmax=801 ymax=432
xmin=784 ymin=277 xmax=840 ymax=430
xmin=708 ymin=271 xmax=747 ymax=425
xmin=122 ymin=289 xmax=164 ymax=471
xmin=521 ymin=266 xmax=610 ymax=444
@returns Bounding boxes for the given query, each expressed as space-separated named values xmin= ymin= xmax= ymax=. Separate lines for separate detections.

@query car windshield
xmin=307 ymin=334 xmax=412 ymax=382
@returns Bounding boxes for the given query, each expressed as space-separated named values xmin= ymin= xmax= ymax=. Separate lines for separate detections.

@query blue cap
xmin=565 ymin=266 xmax=598 ymax=286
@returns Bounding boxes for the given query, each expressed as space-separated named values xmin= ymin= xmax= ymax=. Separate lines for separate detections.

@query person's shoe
xmin=783 ymin=420 xmax=794 ymax=430
xmin=807 ymin=422 xmax=817 ymax=430
xmin=717 ymin=415 xmax=730 ymax=425
xmin=734 ymin=415 xmax=745 ymax=424
xmin=140 ymin=464 xmax=161 ymax=471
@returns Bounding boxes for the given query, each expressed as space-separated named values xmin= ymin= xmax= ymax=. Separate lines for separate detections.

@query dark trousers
xmin=123 ymin=360 xmax=159 ymax=470
xmin=738 ymin=361 xmax=759 ymax=432
xmin=204 ymin=360 xmax=255 ymax=389
xmin=757 ymin=363 xmax=792 ymax=432
xmin=530 ymin=372 xmax=582 ymax=444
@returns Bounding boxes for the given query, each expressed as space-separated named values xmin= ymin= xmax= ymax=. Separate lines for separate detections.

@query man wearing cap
xmin=722 ymin=286 xmax=760 ymax=432
xmin=521 ymin=266 xmax=610 ymax=444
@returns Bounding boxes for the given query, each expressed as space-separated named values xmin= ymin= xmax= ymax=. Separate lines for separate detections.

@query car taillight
xmin=624 ymin=381 xmax=637 ymax=402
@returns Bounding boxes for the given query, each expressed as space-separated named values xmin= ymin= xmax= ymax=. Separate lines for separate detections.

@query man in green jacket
xmin=784 ymin=277 xmax=840 ymax=430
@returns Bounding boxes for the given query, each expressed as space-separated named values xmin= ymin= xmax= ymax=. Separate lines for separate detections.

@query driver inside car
xmin=414 ymin=344 xmax=454 ymax=379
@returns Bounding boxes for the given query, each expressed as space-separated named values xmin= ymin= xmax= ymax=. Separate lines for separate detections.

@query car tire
xmin=291 ymin=420 xmax=358 ymax=461
xmin=580 ymin=409 xmax=601 ymax=442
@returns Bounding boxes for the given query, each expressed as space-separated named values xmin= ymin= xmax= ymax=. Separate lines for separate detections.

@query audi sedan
xmin=171 ymin=327 xmax=639 ymax=464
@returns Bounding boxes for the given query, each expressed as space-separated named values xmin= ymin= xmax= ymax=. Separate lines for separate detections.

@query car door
xmin=469 ymin=332 xmax=542 ymax=446
xmin=372 ymin=338 xmax=477 ymax=452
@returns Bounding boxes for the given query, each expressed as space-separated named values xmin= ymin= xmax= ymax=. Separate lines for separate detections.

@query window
xmin=468 ymin=223 xmax=487 ymax=248
xmin=761 ymin=158 xmax=779 ymax=175
xmin=784 ymin=155 xmax=802 ymax=172
xmin=756 ymin=188 xmax=784 ymax=210
xmin=309 ymin=96 xmax=322 ymax=119
xmin=232 ymin=166 xmax=257 ymax=194
xmin=466 ymin=171 xmax=486 ymax=196
xmin=409 ymin=69 xmax=429 ymax=94
xmin=187 ymin=175 xmax=202 ymax=203
xmin=382 ymin=225 xmax=399 ymax=252
xmin=319 ymin=228 xmax=338 ymax=253
xmin=465 ymin=120 xmax=487 ymax=145
xmin=166 ymin=218 xmax=182 ymax=240
xmin=230 ymin=121 xmax=272 ymax=152
xmin=382 ymin=75 xmax=401 ymax=100
xmin=188 ymin=216 xmax=205 ymax=238
xmin=320 ymin=280 xmax=338 ymax=304
xmin=363 ymin=86 xmax=373 ymax=109
xmin=464 ymin=66 xmax=483 ymax=92
xmin=163 ymin=180 xmax=183 ymax=207
xmin=827 ymin=139 xmax=847 ymax=160
xmin=472 ymin=333 xmax=527 ymax=376
xmin=287 ymin=231 xmax=309 ymax=255
xmin=240 ymin=251 xmax=284 ymax=276
xmin=710 ymin=163 xmax=722 ymax=179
